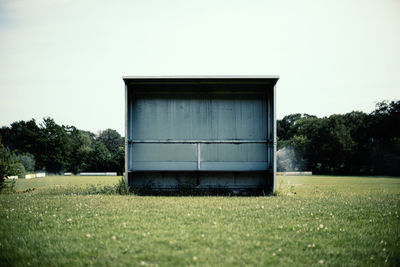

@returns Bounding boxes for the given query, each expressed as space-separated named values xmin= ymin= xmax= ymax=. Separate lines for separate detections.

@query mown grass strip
xmin=1 ymin=176 xmax=399 ymax=266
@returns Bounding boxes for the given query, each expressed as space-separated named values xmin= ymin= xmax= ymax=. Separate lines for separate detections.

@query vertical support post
xmin=124 ymin=83 xmax=129 ymax=187
xmin=266 ymin=90 xmax=271 ymax=170
xmin=266 ymin=88 xmax=272 ymax=192
xmin=197 ymin=143 xmax=201 ymax=170
xmin=273 ymin=83 xmax=277 ymax=193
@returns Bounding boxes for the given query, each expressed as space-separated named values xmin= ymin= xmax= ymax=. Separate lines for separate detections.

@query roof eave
xmin=123 ymin=75 xmax=279 ymax=86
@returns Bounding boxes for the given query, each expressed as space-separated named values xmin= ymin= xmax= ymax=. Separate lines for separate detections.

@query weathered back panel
xmin=124 ymin=76 xmax=278 ymax=194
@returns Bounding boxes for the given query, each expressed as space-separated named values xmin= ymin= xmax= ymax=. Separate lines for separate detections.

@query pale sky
xmin=1 ymin=0 xmax=399 ymax=135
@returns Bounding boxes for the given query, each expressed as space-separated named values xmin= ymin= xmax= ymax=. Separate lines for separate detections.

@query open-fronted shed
xmin=123 ymin=75 xmax=278 ymax=194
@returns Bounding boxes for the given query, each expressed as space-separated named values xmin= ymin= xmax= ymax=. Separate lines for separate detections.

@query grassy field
xmin=0 ymin=175 xmax=399 ymax=266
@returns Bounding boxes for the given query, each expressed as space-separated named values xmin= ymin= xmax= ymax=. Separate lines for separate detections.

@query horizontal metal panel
xmin=128 ymin=143 xmax=269 ymax=171
xmin=200 ymin=162 xmax=267 ymax=171
xmin=200 ymin=143 xmax=267 ymax=162
xmin=131 ymin=162 xmax=197 ymax=171
xmin=130 ymin=143 xmax=197 ymax=161
xmin=128 ymin=143 xmax=196 ymax=170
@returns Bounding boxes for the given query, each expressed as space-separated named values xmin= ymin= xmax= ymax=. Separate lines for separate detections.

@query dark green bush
xmin=0 ymin=178 xmax=16 ymax=194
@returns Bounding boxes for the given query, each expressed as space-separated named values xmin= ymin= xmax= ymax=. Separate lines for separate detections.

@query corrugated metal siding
xmin=127 ymin=92 xmax=269 ymax=172
xmin=129 ymin=93 xmax=266 ymax=140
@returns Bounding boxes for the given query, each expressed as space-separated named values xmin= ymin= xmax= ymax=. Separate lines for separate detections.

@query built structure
xmin=123 ymin=76 xmax=278 ymax=194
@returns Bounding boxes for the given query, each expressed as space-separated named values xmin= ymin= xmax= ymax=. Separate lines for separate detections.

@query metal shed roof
xmin=123 ymin=75 xmax=279 ymax=86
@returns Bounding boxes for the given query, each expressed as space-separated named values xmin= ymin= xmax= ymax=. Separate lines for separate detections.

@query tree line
xmin=1 ymin=100 xmax=399 ymax=178
xmin=277 ymin=100 xmax=400 ymax=176
xmin=0 ymin=118 xmax=124 ymax=177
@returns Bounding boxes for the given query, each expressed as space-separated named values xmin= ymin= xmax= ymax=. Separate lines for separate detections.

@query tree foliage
xmin=16 ymin=153 xmax=35 ymax=172
xmin=0 ymin=143 xmax=26 ymax=182
xmin=0 ymin=118 xmax=125 ymax=175
xmin=97 ymin=129 xmax=124 ymax=154
xmin=277 ymin=100 xmax=400 ymax=176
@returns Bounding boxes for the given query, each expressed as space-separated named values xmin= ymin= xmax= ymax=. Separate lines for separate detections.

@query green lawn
xmin=1 ymin=175 xmax=399 ymax=266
